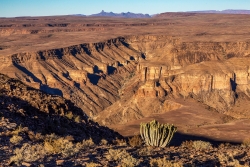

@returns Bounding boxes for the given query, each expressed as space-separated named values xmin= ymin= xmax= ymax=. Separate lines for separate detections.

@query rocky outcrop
xmin=0 ymin=74 xmax=122 ymax=141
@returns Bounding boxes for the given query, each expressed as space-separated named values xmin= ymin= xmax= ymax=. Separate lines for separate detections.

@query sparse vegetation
xmin=113 ymin=137 xmax=127 ymax=146
xmin=81 ymin=138 xmax=95 ymax=148
xmin=217 ymin=152 xmax=248 ymax=166
xmin=10 ymin=135 xmax=23 ymax=144
xmin=11 ymin=125 xmax=23 ymax=135
xmin=85 ymin=162 xmax=101 ymax=167
xmin=128 ymin=135 xmax=143 ymax=147
xmin=27 ymin=131 xmax=43 ymax=142
xmin=10 ymin=143 xmax=47 ymax=165
xmin=44 ymin=133 xmax=80 ymax=157
xmin=181 ymin=140 xmax=193 ymax=149
xmin=65 ymin=111 xmax=74 ymax=119
xmin=137 ymin=146 xmax=154 ymax=156
xmin=74 ymin=115 xmax=81 ymax=123
xmin=150 ymin=157 xmax=183 ymax=167
xmin=106 ymin=148 xmax=139 ymax=166
xmin=192 ymin=140 xmax=212 ymax=150
xmin=242 ymin=138 xmax=250 ymax=147
xmin=100 ymin=138 xmax=108 ymax=145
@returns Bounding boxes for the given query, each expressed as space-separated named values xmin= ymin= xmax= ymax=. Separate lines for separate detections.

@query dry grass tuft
xmin=217 ymin=152 xmax=248 ymax=167
xmin=85 ymin=162 xmax=101 ymax=167
xmin=242 ymin=138 xmax=250 ymax=147
xmin=128 ymin=135 xmax=143 ymax=147
xmin=10 ymin=135 xmax=23 ymax=144
xmin=65 ymin=111 xmax=73 ymax=119
xmin=113 ymin=138 xmax=127 ymax=146
xmin=137 ymin=146 xmax=154 ymax=156
xmin=192 ymin=140 xmax=212 ymax=150
xmin=44 ymin=134 xmax=80 ymax=157
xmin=11 ymin=125 xmax=23 ymax=135
xmin=106 ymin=148 xmax=139 ymax=166
xmin=100 ymin=139 xmax=108 ymax=145
xmin=10 ymin=143 xmax=46 ymax=165
xmin=28 ymin=131 xmax=43 ymax=142
xmin=181 ymin=140 xmax=193 ymax=149
xmin=150 ymin=157 xmax=183 ymax=167
xmin=74 ymin=115 xmax=81 ymax=123
xmin=81 ymin=138 xmax=95 ymax=148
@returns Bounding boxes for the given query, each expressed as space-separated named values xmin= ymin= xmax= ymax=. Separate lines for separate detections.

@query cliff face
xmin=1 ymin=35 xmax=250 ymax=125
xmin=130 ymin=36 xmax=250 ymax=114
xmin=0 ymin=37 xmax=140 ymax=117
xmin=95 ymin=36 xmax=250 ymax=125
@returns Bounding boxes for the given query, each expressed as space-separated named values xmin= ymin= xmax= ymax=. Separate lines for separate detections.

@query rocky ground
xmin=1 ymin=74 xmax=250 ymax=167
xmin=1 ymin=115 xmax=250 ymax=167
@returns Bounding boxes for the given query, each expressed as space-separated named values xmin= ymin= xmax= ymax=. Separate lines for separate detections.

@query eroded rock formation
xmin=1 ymin=35 xmax=250 ymax=125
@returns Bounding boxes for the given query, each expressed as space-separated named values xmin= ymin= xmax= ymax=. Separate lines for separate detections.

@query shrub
xmin=242 ymin=138 xmax=250 ymax=147
xmin=192 ymin=140 xmax=212 ymax=150
xmin=113 ymin=138 xmax=127 ymax=146
xmin=81 ymin=138 xmax=95 ymax=148
xmin=217 ymin=152 xmax=248 ymax=167
xmin=11 ymin=125 xmax=23 ymax=135
xmin=128 ymin=135 xmax=143 ymax=147
xmin=137 ymin=146 xmax=154 ymax=156
xmin=150 ymin=157 xmax=183 ymax=167
xmin=106 ymin=149 xmax=139 ymax=166
xmin=85 ymin=162 xmax=101 ymax=167
xmin=181 ymin=140 xmax=193 ymax=149
xmin=74 ymin=115 xmax=81 ymax=123
xmin=10 ymin=143 xmax=46 ymax=165
xmin=65 ymin=111 xmax=73 ymax=119
xmin=100 ymin=139 xmax=108 ymax=145
xmin=28 ymin=131 xmax=43 ymax=142
xmin=10 ymin=135 xmax=23 ymax=144
xmin=140 ymin=120 xmax=177 ymax=147
xmin=44 ymin=133 xmax=80 ymax=157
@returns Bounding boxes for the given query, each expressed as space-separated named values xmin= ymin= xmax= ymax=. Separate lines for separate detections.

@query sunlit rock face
xmin=1 ymin=35 xmax=250 ymax=125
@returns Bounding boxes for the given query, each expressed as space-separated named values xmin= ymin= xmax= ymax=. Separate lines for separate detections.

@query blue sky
xmin=0 ymin=0 xmax=249 ymax=17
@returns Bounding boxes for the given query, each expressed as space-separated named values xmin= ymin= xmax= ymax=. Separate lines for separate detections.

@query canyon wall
xmin=1 ymin=35 xmax=250 ymax=125
xmin=95 ymin=36 xmax=250 ymax=125
xmin=0 ymin=37 xmax=141 ymax=117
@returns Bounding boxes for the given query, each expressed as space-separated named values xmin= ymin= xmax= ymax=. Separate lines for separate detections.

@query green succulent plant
xmin=140 ymin=120 xmax=177 ymax=147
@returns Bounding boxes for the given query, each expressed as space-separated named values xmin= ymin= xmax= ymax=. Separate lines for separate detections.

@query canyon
xmin=1 ymin=13 xmax=250 ymax=143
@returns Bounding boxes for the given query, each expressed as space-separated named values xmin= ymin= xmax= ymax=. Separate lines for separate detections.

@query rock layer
xmin=1 ymin=35 xmax=250 ymax=125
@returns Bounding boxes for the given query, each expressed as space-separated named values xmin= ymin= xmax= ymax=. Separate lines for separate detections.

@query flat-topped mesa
xmin=126 ymin=36 xmax=250 ymax=67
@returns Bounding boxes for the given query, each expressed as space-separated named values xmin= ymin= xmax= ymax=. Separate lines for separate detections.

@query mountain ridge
xmin=89 ymin=10 xmax=151 ymax=18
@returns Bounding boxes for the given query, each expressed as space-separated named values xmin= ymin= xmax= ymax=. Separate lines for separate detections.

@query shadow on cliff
xmin=87 ymin=73 xmax=101 ymax=85
xmin=13 ymin=62 xmax=64 ymax=96
xmin=0 ymin=95 xmax=122 ymax=143
xmin=40 ymin=84 xmax=63 ymax=96
xmin=13 ymin=62 xmax=42 ymax=83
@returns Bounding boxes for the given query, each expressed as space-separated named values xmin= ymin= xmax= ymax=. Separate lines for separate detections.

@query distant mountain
xmin=188 ymin=9 xmax=250 ymax=14
xmin=155 ymin=9 xmax=250 ymax=18
xmin=89 ymin=10 xmax=151 ymax=18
